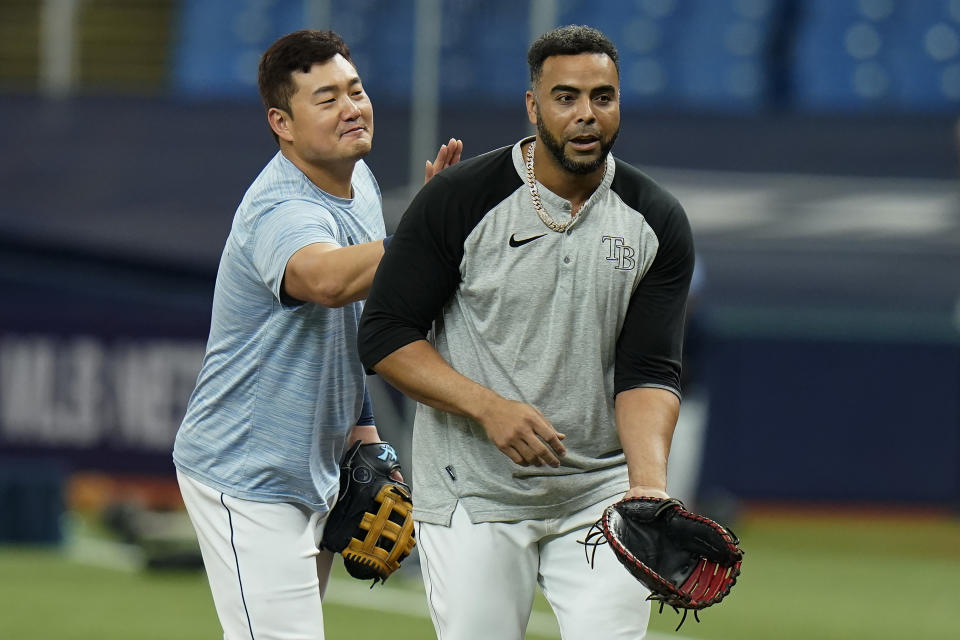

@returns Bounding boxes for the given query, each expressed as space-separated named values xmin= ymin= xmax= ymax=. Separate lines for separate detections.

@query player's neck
xmin=282 ymin=147 xmax=355 ymax=199
xmin=529 ymin=140 xmax=605 ymax=209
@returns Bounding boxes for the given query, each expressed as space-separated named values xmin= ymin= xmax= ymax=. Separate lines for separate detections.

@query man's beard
xmin=536 ymin=110 xmax=619 ymax=175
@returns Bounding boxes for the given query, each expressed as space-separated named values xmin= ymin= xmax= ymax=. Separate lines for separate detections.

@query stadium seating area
xmin=171 ymin=0 xmax=960 ymax=113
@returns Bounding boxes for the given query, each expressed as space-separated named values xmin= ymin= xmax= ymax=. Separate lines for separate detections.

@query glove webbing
xmin=344 ymin=484 xmax=416 ymax=575
xmin=681 ymin=558 xmax=739 ymax=604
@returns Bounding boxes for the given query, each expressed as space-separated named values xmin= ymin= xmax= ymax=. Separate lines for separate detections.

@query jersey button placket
xmin=561 ymin=226 xmax=575 ymax=267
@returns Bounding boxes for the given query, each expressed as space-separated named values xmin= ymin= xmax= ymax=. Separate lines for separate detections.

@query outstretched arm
xmin=282 ymin=139 xmax=463 ymax=307
xmin=283 ymin=240 xmax=386 ymax=307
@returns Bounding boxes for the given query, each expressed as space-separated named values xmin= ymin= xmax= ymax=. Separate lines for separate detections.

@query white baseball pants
xmin=177 ymin=471 xmax=333 ymax=640
xmin=416 ymin=496 xmax=652 ymax=640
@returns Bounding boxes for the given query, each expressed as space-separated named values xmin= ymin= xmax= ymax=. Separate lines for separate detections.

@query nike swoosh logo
xmin=509 ymin=233 xmax=547 ymax=247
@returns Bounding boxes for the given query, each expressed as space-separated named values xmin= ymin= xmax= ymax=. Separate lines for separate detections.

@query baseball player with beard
xmin=358 ymin=25 xmax=694 ymax=640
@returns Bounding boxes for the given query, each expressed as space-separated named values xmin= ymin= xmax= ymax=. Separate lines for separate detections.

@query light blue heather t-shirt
xmin=173 ymin=151 xmax=384 ymax=511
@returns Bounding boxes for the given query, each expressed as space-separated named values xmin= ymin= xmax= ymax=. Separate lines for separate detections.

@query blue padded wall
xmin=0 ymin=459 xmax=65 ymax=544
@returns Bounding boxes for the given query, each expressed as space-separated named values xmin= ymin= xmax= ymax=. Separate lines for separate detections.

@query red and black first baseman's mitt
xmin=581 ymin=497 xmax=743 ymax=629
xmin=320 ymin=440 xmax=416 ymax=585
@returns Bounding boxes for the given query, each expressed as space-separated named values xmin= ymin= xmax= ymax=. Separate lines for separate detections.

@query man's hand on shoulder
xmin=424 ymin=138 xmax=463 ymax=184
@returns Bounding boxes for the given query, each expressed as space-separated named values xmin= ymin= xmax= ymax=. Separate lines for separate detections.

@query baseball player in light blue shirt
xmin=173 ymin=30 xmax=460 ymax=640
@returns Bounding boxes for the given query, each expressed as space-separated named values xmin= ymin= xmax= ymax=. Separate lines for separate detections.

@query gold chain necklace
xmin=525 ymin=141 xmax=573 ymax=232
xmin=525 ymin=140 xmax=603 ymax=233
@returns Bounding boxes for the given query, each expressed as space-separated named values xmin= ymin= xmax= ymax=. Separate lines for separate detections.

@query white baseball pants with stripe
xmin=177 ymin=470 xmax=334 ymax=640
xmin=416 ymin=496 xmax=652 ymax=640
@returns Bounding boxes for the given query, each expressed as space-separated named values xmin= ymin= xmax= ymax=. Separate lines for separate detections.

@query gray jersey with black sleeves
xmin=359 ymin=137 xmax=694 ymax=525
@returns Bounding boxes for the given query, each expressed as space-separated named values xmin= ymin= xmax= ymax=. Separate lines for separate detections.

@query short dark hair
xmin=258 ymin=29 xmax=354 ymax=115
xmin=527 ymin=25 xmax=620 ymax=88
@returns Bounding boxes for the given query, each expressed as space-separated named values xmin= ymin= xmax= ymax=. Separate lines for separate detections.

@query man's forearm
xmin=285 ymin=239 xmax=386 ymax=307
xmin=372 ymin=339 xmax=567 ymax=467
xmin=615 ymin=387 xmax=681 ymax=495
xmin=372 ymin=340 xmax=499 ymax=420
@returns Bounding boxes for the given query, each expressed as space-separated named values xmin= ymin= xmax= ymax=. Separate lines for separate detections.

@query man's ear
xmin=525 ymin=91 xmax=538 ymax=126
xmin=268 ymin=107 xmax=294 ymax=143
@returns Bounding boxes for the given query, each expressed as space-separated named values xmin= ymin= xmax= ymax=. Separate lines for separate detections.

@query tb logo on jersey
xmin=601 ymin=236 xmax=636 ymax=271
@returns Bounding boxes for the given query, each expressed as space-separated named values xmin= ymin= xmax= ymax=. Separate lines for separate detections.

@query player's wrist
xmin=348 ymin=424 xmax=381 ymax=444
xmin=462 ymin=386 xmax=505 ymax=424
xmin=625 ymin=485 xmax=669 ymax=500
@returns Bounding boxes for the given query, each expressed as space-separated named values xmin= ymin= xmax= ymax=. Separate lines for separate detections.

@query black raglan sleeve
xmin=358 ymin=174 xmax=464 ymax=370
xmin=358 ymin=146 xmax=521 ymax=372
xmin=612 ymin=169 xmax=695 ymax=398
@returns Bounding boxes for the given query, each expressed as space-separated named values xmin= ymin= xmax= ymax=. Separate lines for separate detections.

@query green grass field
xmin=1 ymin=508 xmax=958 ymax=639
